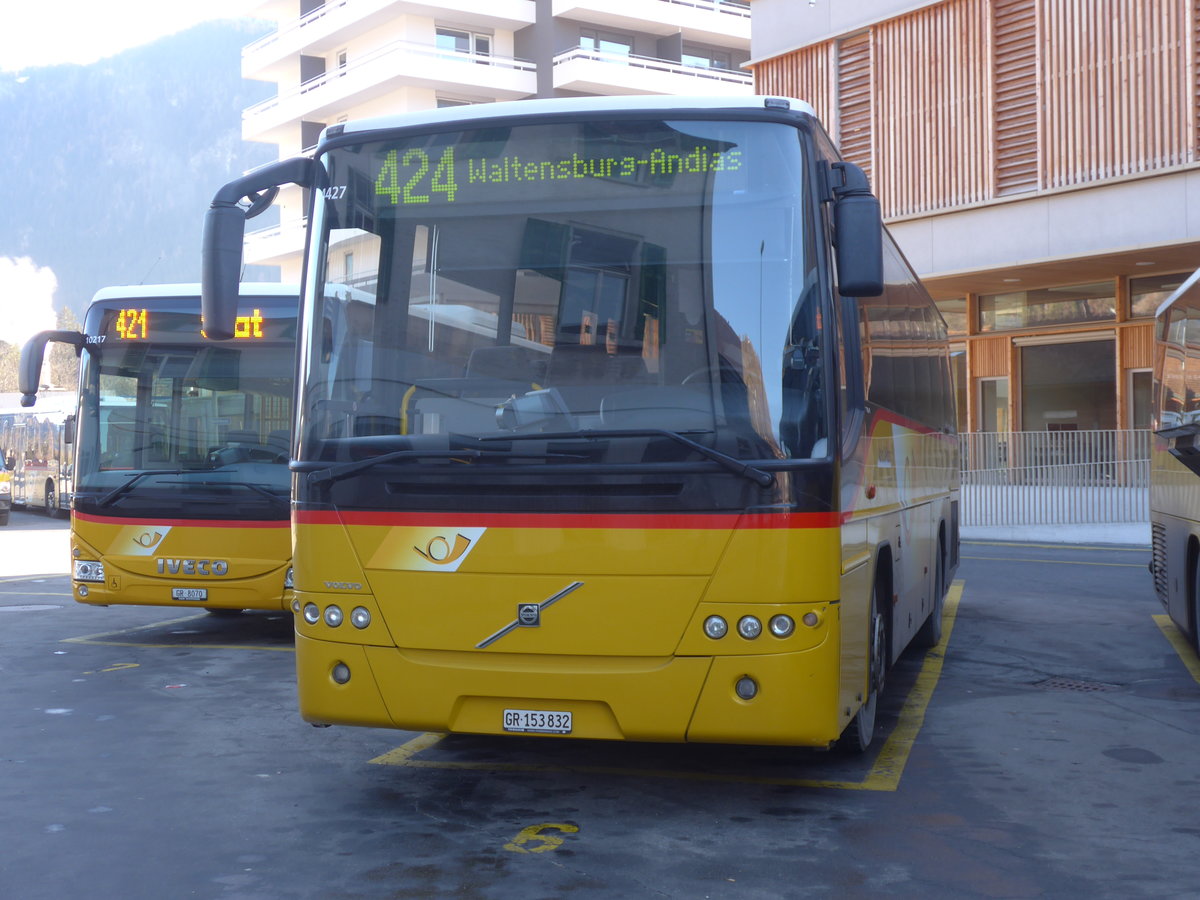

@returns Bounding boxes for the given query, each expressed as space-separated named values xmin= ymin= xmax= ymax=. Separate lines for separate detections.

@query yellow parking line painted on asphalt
xmin=0 ymin=575 xmax=70 ymax=584
xmin=962 ymin=556 xmax=1144 ymax=568
xmin=963 ymin=541 xmax=1146 ymax=552
xmin=0 ymin=591 xmax=73 ymax=597
xmin=1152 ymin=615 xmax=1200 ymax=684
xmin=62 ymin=614 xmax=295 ymax=652
xmin=371 ymin=581 xmax=965 ymax=791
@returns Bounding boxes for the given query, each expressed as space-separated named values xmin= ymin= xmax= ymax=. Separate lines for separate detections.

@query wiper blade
xmin=478 ymin=428 xmax=775 ymax=488
xmin=294 ymin=445 xmax=588 ymax=487
xmin=190 ymin=481 xmax=290 ymax=512
xmin=96 ymin=469 xmax=186 ymax=508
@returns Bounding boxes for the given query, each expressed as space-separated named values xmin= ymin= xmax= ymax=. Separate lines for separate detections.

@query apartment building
xmin=240 ymin=0 xmax=753 ymax=280
xmin=748 ymin=0 xmax=1199 ymax=435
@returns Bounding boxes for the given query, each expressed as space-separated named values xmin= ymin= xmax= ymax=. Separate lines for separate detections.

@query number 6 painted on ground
xmin=504 ymin=823 xmax=579 ymax=854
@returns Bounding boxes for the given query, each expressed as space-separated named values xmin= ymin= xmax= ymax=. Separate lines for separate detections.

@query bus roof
xmin=330 ymin=95 xmax=817 ymax=143
xmin=88 ymin=283 xmax=300 ymax=304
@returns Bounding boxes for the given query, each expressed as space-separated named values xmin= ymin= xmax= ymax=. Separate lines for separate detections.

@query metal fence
xmin=958 ymin=430 xmax=1150 ymax=526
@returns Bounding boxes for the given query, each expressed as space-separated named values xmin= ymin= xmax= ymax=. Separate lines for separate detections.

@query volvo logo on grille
xmin=476 ymin=582 xmax=584 ymax=649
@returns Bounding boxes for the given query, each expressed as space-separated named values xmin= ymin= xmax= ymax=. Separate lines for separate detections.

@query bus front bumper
xmin=295 ymin=632 xmax=843 ymax=747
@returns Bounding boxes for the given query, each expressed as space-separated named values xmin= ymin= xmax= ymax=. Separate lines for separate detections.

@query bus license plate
xmin=171 ymin=588 xmax=208 ymax=601
xmin=503 ymin=709 xmax=572 ymax=734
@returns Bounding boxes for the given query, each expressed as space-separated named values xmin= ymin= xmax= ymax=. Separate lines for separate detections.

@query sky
xmin=0 ymin=1 xmax=253 ymax=346
xmin=0 ymin=0 xmax=252 ymax=72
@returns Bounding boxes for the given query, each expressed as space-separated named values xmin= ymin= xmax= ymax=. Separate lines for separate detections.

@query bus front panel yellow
xmin=71 ymin=512 xmax=292 ymax=611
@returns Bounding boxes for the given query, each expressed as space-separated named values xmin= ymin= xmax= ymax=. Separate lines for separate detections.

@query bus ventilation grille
xmin=1150 ymin=522 xmax=1168 ymax=602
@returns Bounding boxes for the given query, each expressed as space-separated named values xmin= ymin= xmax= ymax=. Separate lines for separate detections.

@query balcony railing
xmin=244 ymin=39 xmax=536 ymax=131
xmin=552 ymin=46 xmax=752 ymax=92
xmin=244 ymin=0 xmax=350 ymax=58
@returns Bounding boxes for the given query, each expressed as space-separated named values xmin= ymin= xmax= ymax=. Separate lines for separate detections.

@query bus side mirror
xmin=64 ymin=415 xmax=76 ymax=446
xmin=830 ymin=161 xmax=884 ymax=297
xmin=19 ymin=330 xmax=84 ymax=407
xmin=202 ymin=156 xmax=316 ymax=340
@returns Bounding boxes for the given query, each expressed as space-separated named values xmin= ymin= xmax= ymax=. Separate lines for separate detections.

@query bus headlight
xmin=737 ymin=616 xmax=763 ymax=639
xmin=350 ymin=607 xmax=372 ymax=629
xmin=324 ymin=605 xmax=344 ymax=627
xmin=768 ymin=615 xmax=795 ymax=638
xmin=74 ymin=560 xmax=105 ymax=583
xmin=302 ymin=603 xmax=320 ymax=625
xmin=703 ymin=615 xmax=728 ymax=639
xmin=284 ymin=567 xmax=294 ymax=589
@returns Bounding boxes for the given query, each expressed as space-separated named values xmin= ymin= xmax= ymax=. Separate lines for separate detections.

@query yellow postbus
xmin=202 ymin=96 xmax=959 ymax=749
xmin=20 ymin=284 xmax=298 ymax=614
xmin=1150 ymin=267 xmax=1200 ymax=656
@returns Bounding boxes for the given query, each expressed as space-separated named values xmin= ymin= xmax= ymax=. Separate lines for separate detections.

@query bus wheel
xmin=914 ymin=535 xmax=946 ymax=649
xmin=840 ymin=580 xmax=887 ymax=753
xmin=44 ymin=482 xmax=62 ymax=519
xmin=1192 ymin=563 xmax=1200 ymax=657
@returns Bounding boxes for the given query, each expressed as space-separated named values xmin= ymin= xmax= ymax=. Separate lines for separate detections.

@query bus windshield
xmin=299 ymin=117 xmax=825 ymax=479
xmin=75 ymin=295 xmax=297 ymax=519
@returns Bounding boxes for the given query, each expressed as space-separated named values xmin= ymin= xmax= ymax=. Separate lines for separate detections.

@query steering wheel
xmin=681 ymin=363 xmax=743 ymax=386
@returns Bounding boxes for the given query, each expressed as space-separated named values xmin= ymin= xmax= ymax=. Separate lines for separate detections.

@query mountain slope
xmin=0 ymin=19 xmax=279 ymax=319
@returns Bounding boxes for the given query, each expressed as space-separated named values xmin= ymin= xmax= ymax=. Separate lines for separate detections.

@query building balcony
xmin=551 ymin=0 xmax=750 ymax=49
xmin=243 ymin=217 xmax=308 ymax=268
xmin=244 ymin=40 xmax=537 ymax=144
xmin=243 ymin=0 xmax=538 ymax=81
xmin=552 ymin=47 xmax=753 ymax=96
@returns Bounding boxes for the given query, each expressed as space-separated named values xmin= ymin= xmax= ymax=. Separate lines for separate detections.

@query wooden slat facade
xmin=751 ymin=0 xmax=1198 ymax=218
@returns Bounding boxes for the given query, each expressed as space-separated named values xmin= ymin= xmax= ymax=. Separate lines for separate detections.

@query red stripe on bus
xmin=292 ymin=510 xmax=841 ymax=529
xmin=72 ymin=512 xmax=288 ymax=528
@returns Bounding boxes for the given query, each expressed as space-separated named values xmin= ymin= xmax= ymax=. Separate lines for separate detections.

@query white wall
xmin=749 ymin=0 xmax=942 ymax=63
xmin=889 ymin=169 xmax=1200 ymax=279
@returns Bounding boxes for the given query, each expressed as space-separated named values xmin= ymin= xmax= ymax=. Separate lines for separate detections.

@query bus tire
xmin=44 ymin=481 xmax=63 ymax=519
xmin=914 ymin=532 xmax=946 ymax=649
xmin=1192 ymin=560 xmax=1200 ymax=657
xmin=839 ymin=575 xmax=887 ymax=753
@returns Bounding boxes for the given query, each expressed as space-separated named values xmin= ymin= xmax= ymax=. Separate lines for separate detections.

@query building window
xmin=1130 ymin=272 xmax=1188 ymax=319
xmin=1018 ymin=339 xmax=1115 ymax=431
xmin=978 ymin=281 xmax=1116 ymax=332
xmin=581 ymin=29 xmax=633 ymax=58
xmin=436 ymin=28 xmax=491 ymax=56
xmin=682 ymin=45 xmax=731 ymax=70
xmin=979 ymin=377 xmax=1009 ymax=432
xmin=937 ymin=298 xmax=967 ymax=336
xmin=950 ymin=345 xmax=967 ymax=433
xmin=1129 ymin=369 xmax=1152 ymax=429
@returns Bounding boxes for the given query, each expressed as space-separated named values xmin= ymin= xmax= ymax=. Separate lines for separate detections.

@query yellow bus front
xmin=71 ymin=512 xmax=291 ymax=611
xmin=293 ymin=511 xmax=850 ymax=746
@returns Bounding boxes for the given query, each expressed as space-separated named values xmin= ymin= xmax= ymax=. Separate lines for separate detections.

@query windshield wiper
xmin=96 ymin=469 xmax=187 ymax=508
xmin=477 ymin=428 xmax=775 ymax=488
xmin=189 ymin=481 xmax=289 ymax=513
xmin=96 ymin=470 xmax=290 ymax=511
xmin=295 ymin=445 xmax=589 ymax=487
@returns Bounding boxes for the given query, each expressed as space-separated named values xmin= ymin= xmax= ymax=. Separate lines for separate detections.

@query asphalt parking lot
xmin=1 ymin=510 xmax=1197 ymax=899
